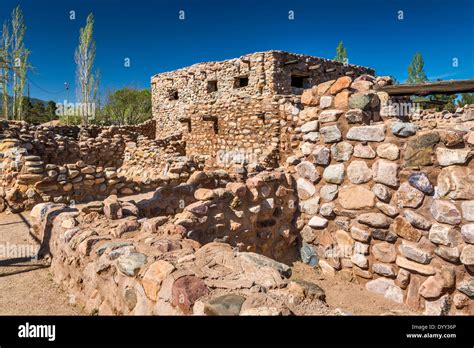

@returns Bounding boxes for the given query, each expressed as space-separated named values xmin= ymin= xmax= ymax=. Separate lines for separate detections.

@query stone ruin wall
xmin=2 ymin=52 xmax=474 ymax=315
xmin=29 ymin=73 xmax=474 ymax=315
xmin=29 ymin=170 xmax=317 ymax=315
xmin=0 ymin=119 xmax=201 ymax=212
xmin=280 ymin=75 xmax=474 ymax=315
xmin=151 ymin=51 xmax=374 ymax=167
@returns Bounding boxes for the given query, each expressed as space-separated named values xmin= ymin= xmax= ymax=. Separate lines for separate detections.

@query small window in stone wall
xmin=207 ymin=80 xmax=218 ymax=93
xmin=291 ymin=75 xmax=309 ymax=88
xmin=168 ymin=89 xmax=179 ymax=100
xmin=234 ymin=76 xmax=249 ymax=88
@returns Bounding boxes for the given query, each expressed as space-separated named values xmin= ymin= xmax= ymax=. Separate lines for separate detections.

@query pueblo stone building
xmin=151 ymin=51 xmax=374 ymax=166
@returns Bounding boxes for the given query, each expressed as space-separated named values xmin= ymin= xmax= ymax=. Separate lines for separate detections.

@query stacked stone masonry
xmin=151 ymin=50 xmax=374 ymax=166
xmin=2 ymin=51 xmax=474 ymax=315
xmin=0 ymin=119 xmax=202 ymax=212
xmin=284 ymin=75 xmax=474 ymax=315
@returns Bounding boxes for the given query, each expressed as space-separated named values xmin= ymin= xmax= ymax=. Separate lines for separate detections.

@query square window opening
xmin=291 ymin=75 xmax=309 ymax=88
xmin=207 ymin=80 xmax=218 ymax=93
xmin=234 ymin=76 xmax=249 ymax=88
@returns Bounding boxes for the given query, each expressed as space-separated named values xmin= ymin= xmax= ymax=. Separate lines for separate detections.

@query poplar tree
xmin=334 ymin=41 xmax=347 ymax=63
xmin=11 ymin=6 xmax=28 ymax=120
xmin=74 ymin=13 xmax=100 ymax=126
xmin=0 ymin=21 xmax=10 ymax=119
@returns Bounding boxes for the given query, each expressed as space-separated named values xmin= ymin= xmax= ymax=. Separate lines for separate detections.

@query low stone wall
xmin=30 ymin=171 xmax=329 ymax=315
xmin=0 ymin=119 xmax=191 ymax=212
xmin=284 ymin=75 xmax=473 ymax=314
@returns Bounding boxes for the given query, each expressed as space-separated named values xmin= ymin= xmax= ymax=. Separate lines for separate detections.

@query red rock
xmin=171 ymin=275 xmax=209 ymax=314
xmin=301 ymin=90 xmax=319 ymax=106
xmin=406 ymin=276 xmax=421 ymax=310
xmin=104 ymin=195 xmax=122 ymax=220
xmin=329 ymin=76 xmax=352 ymax=95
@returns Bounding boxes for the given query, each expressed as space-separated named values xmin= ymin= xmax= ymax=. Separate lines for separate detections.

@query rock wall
xmin=151 ymin=50 xmax=374 ymax=144
xmin=0 ymin=119 xmax=195 ymax=212
xmin=285 ymin=75 xmax=474 ymax=315
xmin=29 ymin=171 xmax=328 ymax=315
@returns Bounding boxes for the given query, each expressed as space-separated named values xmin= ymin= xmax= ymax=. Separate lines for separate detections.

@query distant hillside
xmin=0 ymin=95 xmax=48 ymax=110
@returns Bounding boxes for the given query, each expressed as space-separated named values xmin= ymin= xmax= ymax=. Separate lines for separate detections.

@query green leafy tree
xmin=458 ymin=93 xmax=474 ymax=107
xmin=46 ymin=100 xmax=56 ymax=119
xmin=334 ymin=41 xmax=347 ymax=63
xmin=407 ymin=52 xmax=428 ymax=84
xmin=430 ymin=93 xmax=457 ymax=112
xmin=101 ymin=88 xmax=151 ymax=125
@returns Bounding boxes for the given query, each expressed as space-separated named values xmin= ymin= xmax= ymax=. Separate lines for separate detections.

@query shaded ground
xmin=0 ymin=210 xmax=82 ymax=315
xmin=0 ymin=192 xmax=414 ymax=315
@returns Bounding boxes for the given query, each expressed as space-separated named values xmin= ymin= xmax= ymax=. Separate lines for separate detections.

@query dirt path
xmin=0 ymin=210 xmax=83 ymax=315
xmin=0 ymin=192 xmax=414 ymax=316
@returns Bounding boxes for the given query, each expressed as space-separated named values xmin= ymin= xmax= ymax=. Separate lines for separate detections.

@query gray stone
xmin=395 ymin=182 xmax=424 ymax=209
xmin=204 ymin=294 xmax=246 ymax=316
xmin=399 ymin=241 xmax=432 ymax=264
xmin=376 ymin=202 xmax=399 ymax=217
xmin=117 ymin=252 xmax=148 ymax=277
xmin=403 ymin=210 xmax=432 ymax=230
xmin=302 ymin=132 xmax=320 ymax=143
xmin=296 ymin=178 xmax=316 ymax=200
xmin=461 ymin=224 xmax=474 ymax=244
xmin=346 ymin=124 xmax=386 ymax=142
xmin=319 ymin=109 xmax=343 ymax=123
xmin=429 ymin=224 xmax=457 ymax=247
xmin=320 ymin=125 xmax=342 ymax=143
xmin=423 ymin=294 xmax=450 ymax=315
xmin=376 ymin=143 xmax=399 ymax=160
xmin=299 ymin=196 xmax=320 ymax=215
xmin=319 ymin=95 xmax=333 ymax=109
xmin=436 ymin=148 xmax=471 ymax=166
xmin=357 ymin=213 xmax=390 ymax=228
xmin=312 ymin=145 xmax=331 ymax=166
xmin=457 ymin=277 xmax=474 ymax=297
xmin=296 ymin=161 xmax=320 ymax=183
xmin=372 ymin=160 xmax=399 ymax=187
xmin=350 ymin=226 xmax=371 ymax=242
xmin=347 ymin=161 xmax=372 ymax=184
xmin=366 ymin=277 xmax=403 ymax=303
xmin=351 ymin=253 xmax=368 ymax=269
xmin=372 ymin=183 xmax=391 ymax=202
xmin=301 ymin=120 xmax=319 ymax=133
xmin=391 ymin=122 xmax=417 ymax=137
xmin=372 ymin=263 xmax=397 ymax=277
xmin=300 ymin=241 xmax=318 ymax=266
xmin=308 ymin=216 xmax=328 ymax=229
xmin=353 ymin=144 xmax=376 ymax=159
xmin=319 ymin=202 xmax=335 ymax=217
xmin=348 ymin=93 xmax=371 ymax=110
xmin=434 ymin=246 xmax=460 ymax=263
xmin=461 ymin=201 xmax=474 ymax=221
xmin=345 ymin=109 xmax=366 ymax=123
xmin=320 ymin=184 xmax=338 ymax=201
xmin=430 ymin=200 xmax=462 ymax=225
xmin=330 ymin=141 xmax=353 ymax=162
xmin=323 ymin=163 xmax=345 ymax=184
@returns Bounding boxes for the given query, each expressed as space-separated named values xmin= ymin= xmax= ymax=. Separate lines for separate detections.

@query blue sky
xmin=1 ymin=0 xmax=473 ymax=102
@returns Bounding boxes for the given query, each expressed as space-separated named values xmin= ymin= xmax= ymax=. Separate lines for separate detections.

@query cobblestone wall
xmin=284 ymin=76 xmax=474 ymax=315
